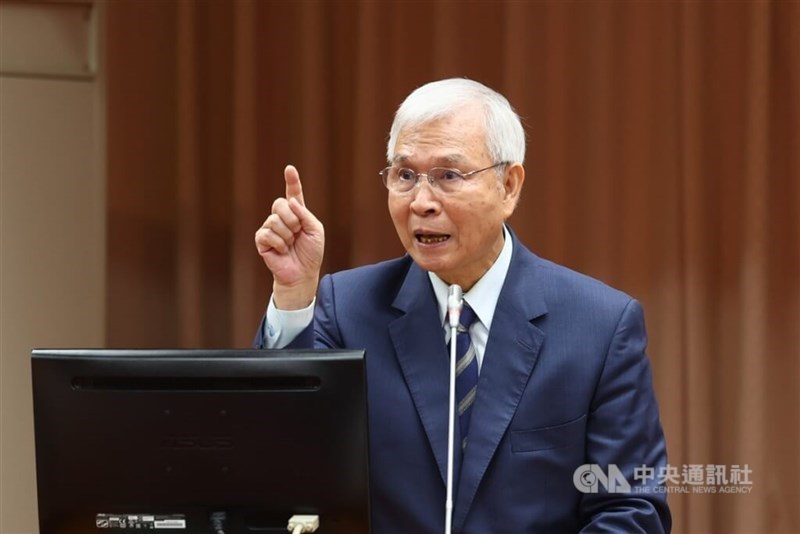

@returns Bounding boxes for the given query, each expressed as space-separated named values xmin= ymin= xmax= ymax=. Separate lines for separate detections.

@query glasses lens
xmin=430 ymin=168 xmax=464 ymax=193
xmin=386 ymin=168 xmax=414 ymax=192
xmin=382 ymin=167 xmax=474 ymax=193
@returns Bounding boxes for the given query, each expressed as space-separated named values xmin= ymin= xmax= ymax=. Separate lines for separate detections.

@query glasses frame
xmin=379 ymin=162 xmax=509 ymax=194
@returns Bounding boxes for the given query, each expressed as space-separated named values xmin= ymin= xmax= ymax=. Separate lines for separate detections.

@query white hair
xmin=386 ymin=78 xmax=526 ymax=165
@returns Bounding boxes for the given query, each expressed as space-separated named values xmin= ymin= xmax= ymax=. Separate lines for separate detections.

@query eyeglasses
xmin=379 ymin=162 xmax=508 ymax=194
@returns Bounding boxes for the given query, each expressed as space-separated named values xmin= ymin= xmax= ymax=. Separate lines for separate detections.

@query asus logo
xmin=161 ymin=436 xmax=234 ymax=450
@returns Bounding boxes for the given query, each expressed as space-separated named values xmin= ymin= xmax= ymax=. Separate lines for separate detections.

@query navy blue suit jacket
xmin=254 ymin=232 xmax=670 ymax=533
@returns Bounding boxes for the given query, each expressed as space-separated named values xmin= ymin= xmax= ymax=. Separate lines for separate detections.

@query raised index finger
xmin=284 ymin=164 xmax=305 ymax=207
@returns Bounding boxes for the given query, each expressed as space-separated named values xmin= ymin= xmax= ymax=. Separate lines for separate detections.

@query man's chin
xmin=409 ymin=253 xmax=450 ymax=276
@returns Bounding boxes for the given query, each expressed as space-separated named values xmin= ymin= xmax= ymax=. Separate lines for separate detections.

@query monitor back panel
xmin=31 ymin=349 xmax=370 ymax=534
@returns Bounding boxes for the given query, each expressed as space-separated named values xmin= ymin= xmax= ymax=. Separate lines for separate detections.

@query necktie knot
xmin=458 ymin=303 xmax=477 ymax=332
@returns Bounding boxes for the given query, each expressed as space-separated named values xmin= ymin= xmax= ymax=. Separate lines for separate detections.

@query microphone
xmin=447 ymin=284 xmax=463 ymax=328
xmin=445 ymin=284 xmax=463 ymax=534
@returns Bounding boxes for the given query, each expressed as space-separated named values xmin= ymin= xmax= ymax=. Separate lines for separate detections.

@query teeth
xmin=419 ymin=235 xmax=448 ymax=244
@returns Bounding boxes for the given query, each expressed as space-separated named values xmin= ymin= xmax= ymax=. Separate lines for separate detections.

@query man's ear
xmin=502 ymin=163 xmax=525 ymax=214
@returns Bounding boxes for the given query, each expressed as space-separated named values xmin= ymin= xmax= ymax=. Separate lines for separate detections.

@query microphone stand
xmin=445 ymin=285 xmax=463 ymax=534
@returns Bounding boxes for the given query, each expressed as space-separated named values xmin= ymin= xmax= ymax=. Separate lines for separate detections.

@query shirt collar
xmin=429 ymin=225 xmax=513 ymax=330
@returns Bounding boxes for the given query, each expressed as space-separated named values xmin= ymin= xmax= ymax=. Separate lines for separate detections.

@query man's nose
xmin=409 ymin=179 xmax=441 ymax=214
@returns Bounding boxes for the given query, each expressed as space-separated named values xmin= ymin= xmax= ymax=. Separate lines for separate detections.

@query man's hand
xmin=255 ymin=165 xmax=324 ymax=310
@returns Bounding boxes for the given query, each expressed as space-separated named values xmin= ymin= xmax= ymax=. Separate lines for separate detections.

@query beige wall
xmin=0 ymin=1 xmax=105 ymax=531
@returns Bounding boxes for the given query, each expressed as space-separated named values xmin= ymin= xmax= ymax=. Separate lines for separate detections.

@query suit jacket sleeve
xmin=252 ymin=274 xmax=340 ymax=350
xmin=578 ymin=298 xmax=671 ymax=533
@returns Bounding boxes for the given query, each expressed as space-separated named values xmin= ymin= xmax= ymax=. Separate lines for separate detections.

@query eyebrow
xmin=392 ymin=154 xmax=469 ymax=167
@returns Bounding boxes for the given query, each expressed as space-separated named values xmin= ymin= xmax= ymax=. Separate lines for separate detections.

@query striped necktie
xmin=455 ymin=303 xmax=479 ymax=450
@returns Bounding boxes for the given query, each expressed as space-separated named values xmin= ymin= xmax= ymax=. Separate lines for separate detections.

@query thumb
xmin=284 ymin=164 xmax=305 ymax=207
xmin=288 ymin=197 xmax=322 ymax=233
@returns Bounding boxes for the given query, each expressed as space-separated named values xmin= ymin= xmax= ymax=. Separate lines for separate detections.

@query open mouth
xmin=416 ymin=233 xmax=450 ymax=244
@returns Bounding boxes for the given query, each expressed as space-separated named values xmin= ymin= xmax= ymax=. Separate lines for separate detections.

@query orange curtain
xmin=106 ymin=1 xmax=799 ymax=532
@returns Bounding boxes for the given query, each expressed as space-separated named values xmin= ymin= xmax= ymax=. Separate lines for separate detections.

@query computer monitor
xmin=31 ymin=349 xmax=370 ymax=533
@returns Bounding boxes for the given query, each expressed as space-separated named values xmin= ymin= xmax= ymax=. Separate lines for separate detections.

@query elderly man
xmin=254 ymin=78 xmax=671 ymax=533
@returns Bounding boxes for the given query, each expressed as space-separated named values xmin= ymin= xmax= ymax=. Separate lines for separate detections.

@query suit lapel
xmin=389 ymin=262 xmax=463 ymax=484
xmin=453 ymin=239 xmax=548 ymax=530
